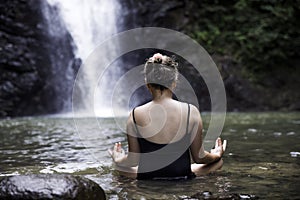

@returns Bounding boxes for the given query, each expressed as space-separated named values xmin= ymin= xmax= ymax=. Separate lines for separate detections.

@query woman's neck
xmin=151 ymin=89 xmax=173 ymax=102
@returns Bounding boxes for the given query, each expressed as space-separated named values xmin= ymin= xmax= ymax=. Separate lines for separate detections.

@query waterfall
xmin=46 ymin=0 xmax=122 ymax=117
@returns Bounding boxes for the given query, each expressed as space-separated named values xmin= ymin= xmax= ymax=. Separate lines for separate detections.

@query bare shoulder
xmin=129 ymin=102 xmax=152 ymax=124
xmin=188 ymin=104 xmax=201 ymax=122
xmin=126 ymin=110 xmax=134 ymax=126
xmin=126 ymin=108 xmax=139 ymax=135
xmin=132 ymin=102 xmax=150 ymax=114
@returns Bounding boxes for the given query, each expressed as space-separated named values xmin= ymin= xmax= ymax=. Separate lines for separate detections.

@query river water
xmin=0 ymin=112 xmax=299 ymax=199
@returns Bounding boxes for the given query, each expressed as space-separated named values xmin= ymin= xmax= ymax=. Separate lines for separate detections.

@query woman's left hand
xmin=210 ymin=138 xmax=227 ymax=158
xmin=108 ymin=142 xmax=126 ymax=163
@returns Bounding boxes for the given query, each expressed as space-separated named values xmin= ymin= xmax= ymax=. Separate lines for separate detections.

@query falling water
xmin=46 ymin=0 xmax=122 ymax=117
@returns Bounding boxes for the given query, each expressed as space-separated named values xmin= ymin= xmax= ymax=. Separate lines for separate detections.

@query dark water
xmin=0 ymin=113 xmax=299 ymax=199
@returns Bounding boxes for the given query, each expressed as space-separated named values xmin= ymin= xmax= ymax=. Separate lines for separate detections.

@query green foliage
xmin=189 ymin=0 xmax=300 ymax=77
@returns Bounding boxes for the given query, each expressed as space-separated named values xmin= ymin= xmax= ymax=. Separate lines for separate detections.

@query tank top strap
xmin=186 ymin=103 xmax=190 ymax=135
xmin=132 ymin=108 xmax=140 ymax=135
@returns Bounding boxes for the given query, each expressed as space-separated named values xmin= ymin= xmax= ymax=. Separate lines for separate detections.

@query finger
xmin=107 ymin=149 xmax=113 ymax=157
xmin=218 ymin=137 xmax=222 ymax=146
xmin=114 ymin=143 xmax=118 ymax=151
xmin=117 ymin=142 xmax=122 ymax=152
xmin=223 ymin=140 xmax=227 ymax=151
xmin=215 ymin=138 xmax=219 ymax=149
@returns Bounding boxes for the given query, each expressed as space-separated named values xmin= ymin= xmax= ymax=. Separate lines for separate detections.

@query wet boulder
xmin=0 ymin=174 xmax=105 ymax=200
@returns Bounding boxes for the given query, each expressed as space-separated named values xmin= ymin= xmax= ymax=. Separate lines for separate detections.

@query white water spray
xmin=47 ymin=0 xmax=122 ymax=117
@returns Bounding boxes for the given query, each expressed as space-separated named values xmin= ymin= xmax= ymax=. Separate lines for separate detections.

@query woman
xmin=108 ymin=53 xmax=227 ymax=180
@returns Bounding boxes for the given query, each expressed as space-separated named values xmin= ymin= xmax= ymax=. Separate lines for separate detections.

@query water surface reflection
xmin=0 ymin=113 xmax=299 ymax=199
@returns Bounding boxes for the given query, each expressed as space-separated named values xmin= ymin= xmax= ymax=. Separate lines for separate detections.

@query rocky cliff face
xmin=0 ymin=0 xmax=298 ymax=117
xmin=0 ymin=0 xmax=79 ymax=117
xmin=120 ymin=0 xmax=300 ymax=111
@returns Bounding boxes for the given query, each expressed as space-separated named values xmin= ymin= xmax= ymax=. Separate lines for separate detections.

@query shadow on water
xmin=0 ymin=112 xmax=299 ymax=199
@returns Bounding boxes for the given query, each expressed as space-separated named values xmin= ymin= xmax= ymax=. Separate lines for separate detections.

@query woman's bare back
xmin=133 ymin=99 xmax=192 ymax=144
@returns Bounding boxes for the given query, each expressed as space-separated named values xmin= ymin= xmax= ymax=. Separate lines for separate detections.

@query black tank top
xmin=133 ymin=103 xmax=196 ymax=180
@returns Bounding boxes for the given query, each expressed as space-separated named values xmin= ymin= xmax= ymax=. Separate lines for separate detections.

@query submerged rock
xmin=189 ymin=191 xmax=258 ymax=200
xmin=0 ymin=174 xmax=105 ymax=200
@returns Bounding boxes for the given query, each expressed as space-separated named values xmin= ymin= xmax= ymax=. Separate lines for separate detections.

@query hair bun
xmin=144 ymin=53 xmax=179 ymax=89
xmin=148 ymin=53 xmax=163 ymax=63
xmin=148 ymin=53 xmax=178 ymax=68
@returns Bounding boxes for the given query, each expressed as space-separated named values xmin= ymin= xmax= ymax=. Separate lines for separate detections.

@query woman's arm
xmin=189 ymin=105 xmax=226 ymax=164
xmin=108 ymin=111 xmax=140 ymax=167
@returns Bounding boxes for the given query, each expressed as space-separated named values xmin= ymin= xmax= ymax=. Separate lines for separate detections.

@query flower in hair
xmin=147 ymin=53 xmax=178 ymax=68
xmin=153 ymin=53 xmax=163 ymax=60
xmin=151 ymin=53 xmax=163 ymax=63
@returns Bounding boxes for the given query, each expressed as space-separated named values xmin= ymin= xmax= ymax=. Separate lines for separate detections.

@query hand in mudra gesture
xmin=108 ymin=142 xmax=126 ymax=163
xmin=210 ymin=138 xmax=227 ymax=158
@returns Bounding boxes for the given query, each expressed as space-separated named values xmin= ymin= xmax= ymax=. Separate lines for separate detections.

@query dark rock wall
xmin=119 ymin=0 xmax=189 ymax=31
xmin=119 ymin=0 xmax=300 ymax=111
xmin=119 ymin=0 xmax=212 ymax=111
xmin=0 ymin=0 xmax=79 ymax=117
xmin=0 ymin=0 xmax=298 ymax=117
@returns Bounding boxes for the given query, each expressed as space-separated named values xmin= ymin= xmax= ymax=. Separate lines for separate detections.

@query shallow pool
xmin=0 ymin=112 xmax=299 ymax=199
